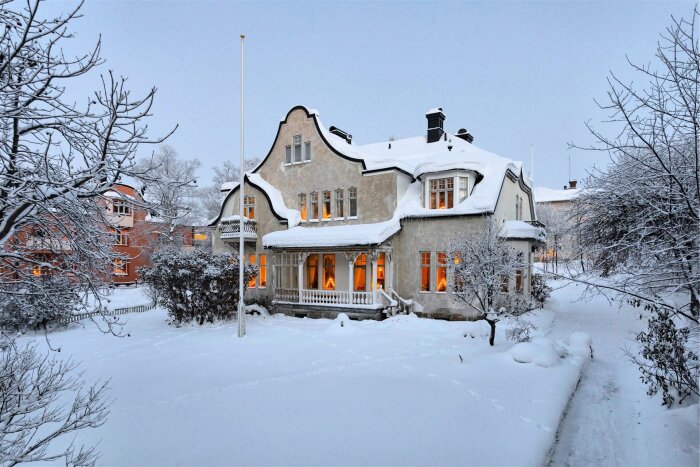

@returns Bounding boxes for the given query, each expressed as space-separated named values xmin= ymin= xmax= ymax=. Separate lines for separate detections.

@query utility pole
xmin=237 ymin=34 xmax=246 ymax=338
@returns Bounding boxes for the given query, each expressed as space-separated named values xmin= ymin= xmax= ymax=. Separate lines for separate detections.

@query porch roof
xmin=262 ymin=218 xmax=400 ymax=249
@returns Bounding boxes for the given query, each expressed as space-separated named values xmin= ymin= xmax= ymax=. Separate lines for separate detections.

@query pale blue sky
xmin=45 ymin=0 xmax=694 ymax=189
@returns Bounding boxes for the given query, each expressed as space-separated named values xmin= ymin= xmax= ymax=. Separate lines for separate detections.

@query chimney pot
xmin=569 ymin=180 xmax=577 ymax=189
xmin=425 ymin=107 xmax=445 ymax=143
xmin=455 ymin=128 xmax=474 ymax=143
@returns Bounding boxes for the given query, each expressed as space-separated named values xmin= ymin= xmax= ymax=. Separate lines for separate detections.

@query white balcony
xmin=218 ymin=217 xmax=257 ymax=241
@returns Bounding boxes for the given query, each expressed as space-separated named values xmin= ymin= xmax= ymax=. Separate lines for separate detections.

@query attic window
xmin=293 ymin=135 xmax=302 ymax=163
xmin=113 ymin=199 xmax=131 ymax=216
xmin=243 ymin=195 xmax=255 ymax=220
xmin=304 ymin=142 xmax=311 ymax=162
xmin=429 ymin=178 xmax=454 ymax=209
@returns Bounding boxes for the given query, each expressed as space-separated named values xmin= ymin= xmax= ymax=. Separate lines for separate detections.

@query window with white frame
xmin=420 ymin=251 xmax=431 ymax=292
xmin=285 ymin=145 xmax=292 ymax=164
xmin=310 ymin=191 xmax=319 ymax=221
xmin=459 ymin=177 xmax=469 ymax=202
xmin=322 ymin=190 xmax=332 ymax=220
xmin=112 ymin=199 xmax=131 ymax=216
xmin=335 ymin=188 xmax=344 ymax=218
xmin=274 ymin=253 xmax=298 ymax=289
xmin=436 ymin=251 xmax=447 ymax=292
xmin=115 ymin=228 xmax=128 ymax=246
xmin=429 ymin=178 xmax=454 ymax=209
xmin=113 ymin=258 xmax=128 ymax=276
xmin=244 ymin=195 xmax=255 ymax=220
xmin=293 ymin=135 xmax=302 ymax=163
xmin=349 ymin=187 xmax=357 ymax=217
xmin=304 ymin=142 xmax=311 ymax=161
xmin=298 ymin=193 xmax=307 ymax=222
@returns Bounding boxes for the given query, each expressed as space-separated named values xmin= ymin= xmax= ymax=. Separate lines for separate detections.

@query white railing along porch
xmin=274 ymin=288 xmax=380 ymax=307
xmin=218 ymin=219 xmax=257 ymax=240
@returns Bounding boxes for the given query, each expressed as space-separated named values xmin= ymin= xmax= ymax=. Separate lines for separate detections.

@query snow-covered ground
xmin=85 ymin=285 xmax=153 ymax=312
xmin=547 ymin=280 xmax=699 ymax=466
xmin=33 ymin=309 xmax=586 ymax=466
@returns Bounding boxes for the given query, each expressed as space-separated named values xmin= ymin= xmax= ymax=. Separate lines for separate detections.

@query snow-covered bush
xmin=0 ymin=338 xmax=109 ymax=465
xmin=139 ymin=247 xmax=256 ymax=324
xmin=0 ymin=276 xmax=79 ymax=331
xmin=530 ymin=274 xmax=552 ymax=307
xmin=506 ymin=315 xmax=537 ymax=343
xmin=631 ymin=309 xmax=699 ymax=406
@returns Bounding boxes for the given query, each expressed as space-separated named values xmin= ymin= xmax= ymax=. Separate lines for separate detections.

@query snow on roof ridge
xmin=500 ymin=220 xmax=546 ymax=242
xmin=246 ymin=173 xmax=301 ymax=227
xmin=533 ymin=186 xmax=580 ymax=203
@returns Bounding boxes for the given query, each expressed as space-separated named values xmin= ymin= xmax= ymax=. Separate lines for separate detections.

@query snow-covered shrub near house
xmin=531 ymin=273 xmax=552 ymax=306
xmin=0 ymin=275 xmax=78 ymax=331
xmin=139 ymin=247 xmax=256 ymax=324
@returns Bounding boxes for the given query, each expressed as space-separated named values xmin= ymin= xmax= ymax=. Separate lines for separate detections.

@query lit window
xmin=335 ymin=188 xmax=344 ymax=218
xmin=285 ymin=146 xmax=292 ymax=164
xmin=307 ymin=254 xmax=319 ymax=289
xmin=248 ymin=254 xmax=257 ymax=288
xmin=376 ymin=252 xmax=385 ymax=290
xmin=516 ymin=270 xmax=524 ymax=294
xmin=436 ymin=251 xmax=447 ymax=292
xmin=294 ymin=135 xmax=302 ymax=163
xmin=420 ymin=251 xmax=431 ymax=292
xmin=113 ymin=200 xmax=131 ymax=216
xmin=298 ymin=193 xmax=307 ymax=222
xmin=354 ymin=253 xmax=367 ymax=291
xmin=429 ymin=178 xmax=454 ymax=209
xmin=113 ymin=258 xmax=128 ymax=276
xmin=500 ymin=275 xmax=509 ymax=293
xmin=459 ymin=177 xmax=468 ymax=202
xmin=259 ymin=254 xmax=267 ymax=288
xmin=323 ymin=254 xmax=335 ymax=290
xmin=304 ymin=142 xmax=311 ymax=161
xmin=453 ymin=252 xmax=465 ymax=291
xmin=349 ymin=187 xmax=357 ymax=217
xmin=244 ymin=195 xmax=255 ymax=220
xmin=310 ymin=191 xmax=319 ymax=221
xmin=322 ymin=190 xmax=332 ymax=220
xmin=115 ymin=228 xmax=128 ymax=246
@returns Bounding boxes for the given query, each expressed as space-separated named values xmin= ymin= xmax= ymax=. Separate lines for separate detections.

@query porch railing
xmin=274 ymin=288 xmax=380 ymax=307
xmin=218 ymin=219 xmax=257 ymax=240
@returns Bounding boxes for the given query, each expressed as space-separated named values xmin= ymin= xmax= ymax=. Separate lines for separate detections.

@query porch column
xmin=297 ymin=252 xmax=308 ymax=303
xmin=344 ymin=252 xmax=360 ymax=296
xmin=387 ymin=252 xmax=394 ymax=292
xmin=370 ymin=251 xmax=379 ymax=304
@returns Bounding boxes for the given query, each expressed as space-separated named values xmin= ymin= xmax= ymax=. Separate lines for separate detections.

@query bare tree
xmin=448 ymin=216 xmax=531 ymax=346
xmin=0 ymin=338 xmax=109 ymax=466
xmin=571 ymin=9 xmax=700 ymax=404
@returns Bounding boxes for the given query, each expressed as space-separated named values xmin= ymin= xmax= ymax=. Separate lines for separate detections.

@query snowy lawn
xmin=84 ymin=285 xmax=153 ymax=312
xmin=34 ymin=310 xmax=588 ymax=466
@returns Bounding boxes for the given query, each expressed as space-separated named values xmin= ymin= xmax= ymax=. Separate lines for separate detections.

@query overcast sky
xmin=44 ymin=0 xmax=695 ymax=190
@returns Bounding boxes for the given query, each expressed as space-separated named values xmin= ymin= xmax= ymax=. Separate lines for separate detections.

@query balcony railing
xmin=274 ymin=288 xmax=381 ymax=307
xmin=218 ymin=218 xmax=257 ymax=240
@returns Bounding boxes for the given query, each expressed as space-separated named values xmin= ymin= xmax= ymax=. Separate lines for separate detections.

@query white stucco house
xmin=209 ymin=105 xmax=545 ymax=319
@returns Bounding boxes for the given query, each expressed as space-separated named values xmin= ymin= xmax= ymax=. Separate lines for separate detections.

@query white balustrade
xmin=218 ymin=219 xmax=257 ymax=240
xmin=274 ymin=288 xmax=379 ymax=306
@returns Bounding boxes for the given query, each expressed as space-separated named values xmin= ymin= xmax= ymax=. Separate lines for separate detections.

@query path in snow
xmin=547 ymin=280 xmax=699 ymax=467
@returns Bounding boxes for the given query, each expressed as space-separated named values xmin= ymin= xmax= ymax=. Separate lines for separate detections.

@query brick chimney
xmin=426 ymin=108 xmax=445 ymax=143
xmin=568 ymin=180 xmax=577 ymax=189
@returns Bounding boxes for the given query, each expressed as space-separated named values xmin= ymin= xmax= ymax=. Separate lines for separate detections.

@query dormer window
xmin=430 ymin=178 xmax=454 ymax=209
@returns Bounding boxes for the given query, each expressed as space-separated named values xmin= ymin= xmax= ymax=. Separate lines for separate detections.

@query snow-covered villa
xmin=209 ymin=106 xmax=545 ymax=319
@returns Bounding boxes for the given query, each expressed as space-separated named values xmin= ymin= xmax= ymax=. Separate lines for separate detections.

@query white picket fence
xmin=60 ymin=303 xmax=156 ymax=325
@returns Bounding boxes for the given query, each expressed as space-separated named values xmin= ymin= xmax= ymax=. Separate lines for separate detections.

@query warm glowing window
xmin=293 ymin=135 xmax=302 ymax=163
xmin=376 ymin=252 xmax=385 ymax=290
xmin=310 ymin=192 xmax=319 ymax=220
xmin=307 ymin=254 xmax=319 ymax=289
xmin=453 ymin=252 xmax=465 ymax=291
xmin=459 ymin=177 xmax=469 ymax=202
xmin=429 ymin=178 xmax=454 ymax=209
xmin=323 ymin=254 xmax=335 ymax=290
xmin=516 ymin=270 xmax=524 ymax=294
xmin=113 ymin=200 xmax=131 ymax=216
xmin=113 ymin=258 xmax=128 ymax=276
xmin=243 ymin=195 xmax=255 ymax=220
xmin=322 ymin=191 xmax=332 ymax=220
xmin=354 ymin=253 xmax=367 ymax=291
xmin=298 ymin=193 xmax=307 ymax=222
xmin=285 ymin=145 xmax=292 ymax=164
xmin=335 ymin=189 xmax=344 ymax=218
xmin=248 ymin=254 xmax=257 ymax=288
xmin=436 ymin=251 xmax=447 ymax=292
xmin=115 ymin=228 xmax=128 ymax=246
xmin=259 ymin=254 xmax=267 ymax=288
xmin=32 ymin=264 xmax=44 ymax=276
xmin=349 ymin=187 xmax=357 ymax=217
xmin=500 ymin=275 xmax=509 ymax=293
xmin=420 ymin=251 xmax=431 ymax=292
xmin=304 ymin=142 xmax=311 ymax=161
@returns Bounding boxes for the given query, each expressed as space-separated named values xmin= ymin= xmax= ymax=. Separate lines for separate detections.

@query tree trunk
xmin=485 ymin=317 xmax=497 ymax=346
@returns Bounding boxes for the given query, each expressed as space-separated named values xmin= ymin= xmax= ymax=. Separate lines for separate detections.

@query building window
xmin=307 ymin=254 xmax=319 ymax=289
xmin=354 ymin=253 xmax=367 ymax=291
xmin=274 ymin=253 xmax=297 ymax=290
xmin=516 ymin=270 xmax=524 ymax=294
xmin=334 ymin=188 xmax=344 ymax=218
xmin=323 ymin=254 xmax=335 ymax=290
xmin=112 ymin=200 xmax=131 ymax=216
xmin=310 ymin=191 xmax=319 ymax=221
xmin=349 ymin=187 xmax=357 ymax=217
xmin=243 ymin=195 xmax=255 ymax=220
xmin=285 ymin=145 xmax=292 ymax=164
xmin=500 ymin=275 xmax=509 ymax=293
xmin=293 ymin=135 xmax=302 ymax=163
xmin=459 ymin=177 xmax=469 ymax=202
xmin=322 ymin=190 xmax=332 ymax=220
xmin=298 ymin=193 xmax=307 ymax=222
xmin=304 ymin=142 xmax=311 ymax=161
xmin=436 ymin=251 xmax=447 ymax=292
xmin=259 ymin=254 xmax=267 ymax=288
xmin=115 ymin=228 xmax=128 ymax=246
xmin=376 ymin=252 xmax=385 ymax=290
xmin=453 ymin=252 xmax=464 ymax=291
xmin=420 ymin=251 xmax=431 ymax=292
xmin=248 ymin=254 xmax=257 ymax=288
xmin=429 ymin=178 xmax=454 ymax=209
xmin=113 ymin=258 xmax=128 ymax=276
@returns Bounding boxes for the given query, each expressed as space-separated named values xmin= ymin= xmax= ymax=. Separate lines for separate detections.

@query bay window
xmin=430 ymin=178 xmax=454 ymax=209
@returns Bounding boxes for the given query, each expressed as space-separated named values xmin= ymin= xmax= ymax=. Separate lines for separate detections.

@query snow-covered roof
xmin=263 ymin=218 xmax=400 ymax=248
xmin=533 ymin=186 xmax=580 ymax=203
xmin=247 ymin=173 xmax=301 ymax=227
xmin=499 ymin=220 xmax=546 ymax=242
xmin=221 ymin=181 xmax=239 ymax=192
xmin=103 ymin=190 xmax=137 ymax=201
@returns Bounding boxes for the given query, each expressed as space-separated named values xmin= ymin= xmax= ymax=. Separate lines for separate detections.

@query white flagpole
xmin=237 ymin=34 xmax=246 ymax=337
